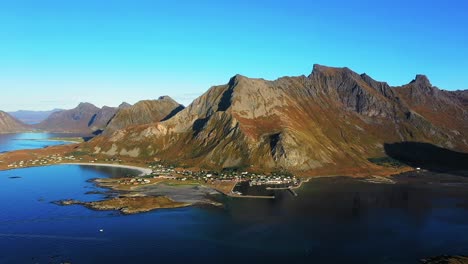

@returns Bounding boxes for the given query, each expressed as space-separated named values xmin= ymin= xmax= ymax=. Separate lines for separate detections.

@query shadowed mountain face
xmin=88 ymin=106 xmax=120 ymax=134
xmin=384 ymin=142 xmax=468 ymax=176
xmin=0 ymin=111 xmax=30 ymax=133
xmin=34 ymin=103 xmax=119 ymax=134
xmin=87 ymin=65 xmax=468 ymax=173
xmin=103 ymin=96 xmax=184 ymax=135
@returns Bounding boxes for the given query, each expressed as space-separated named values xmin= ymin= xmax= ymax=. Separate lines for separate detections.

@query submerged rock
xmin=421 ymin=255 xmax=468 ymax=264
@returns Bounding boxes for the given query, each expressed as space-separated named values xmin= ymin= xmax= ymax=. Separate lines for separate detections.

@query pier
xmin=288 ymin=188 xmax=298 ymax=197
xmin=265 ymin=187 xmax=289 ymax=190
xmin=265 ymin=186 xmax=298 ymax=197
xmin=229 ymin=192 xmax=275 ymax=199
xmin=231 ymin=194 xmax=275 ymax=199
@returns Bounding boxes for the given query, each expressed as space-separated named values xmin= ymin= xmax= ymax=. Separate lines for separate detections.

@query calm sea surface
xmin=0 ymin=133 xmax=85 ymax=153
xmin=1 ymin=134 xmax=468 ymax=263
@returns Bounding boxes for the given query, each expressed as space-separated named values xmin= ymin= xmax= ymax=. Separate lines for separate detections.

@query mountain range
xmin=31 ymin=102 xmax=115 ymax=134
xmin=84 ymin=65 xmax=467 ymax=173
xmin=0 ymin=97 xmax=185 ymax=135
xmin=8 ymin=109 xmax=63 ymax=124
xmin=1 ymin=64 xmax=466 ymax=174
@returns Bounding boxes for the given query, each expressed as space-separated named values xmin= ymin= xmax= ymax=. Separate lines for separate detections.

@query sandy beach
xmin=60 ymin=163 xmax=152 ymax=176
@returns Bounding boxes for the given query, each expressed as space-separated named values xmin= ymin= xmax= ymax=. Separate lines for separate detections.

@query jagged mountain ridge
xmin=103 ymin=96 xmax=184 ymax=135
xmin=33 ymin=102 xmax=121 ymax=134
xmin=32 ymin=98 xmax=184 ymax=134
xmin=0 ymin=111 xmax=30 ymax=133
xmin=87 ymin=64 xmax=467 ymax=173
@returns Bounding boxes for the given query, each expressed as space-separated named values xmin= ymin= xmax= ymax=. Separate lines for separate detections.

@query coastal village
xmin=102 ymin=163 xmax=302 ymax=197
xmin=6 ymin=154 xmax=81 ymax=167
xmin=4 ymin=153 xmax=302 ymax=197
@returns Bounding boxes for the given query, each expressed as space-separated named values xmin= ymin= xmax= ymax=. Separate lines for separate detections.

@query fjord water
xmin=1 ymin=137 xmax=468 ymax=263
xmin=0 ymin=133 xmax=82 ymax=153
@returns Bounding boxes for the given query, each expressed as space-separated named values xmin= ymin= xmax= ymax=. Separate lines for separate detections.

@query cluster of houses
xmin=145 ymin=162 xmax=299 ymax=187
xmin=118 ymin=177 xmax=151 ymax=186
xmin=148 ymin=164 xmax=176 ymax=176
xmin=6 ymin=154 xmax=82 ymax=168
xmin=5 ymin=156 xmax=299 ymax=189
xmin=249 ymin=175 xmax=299 ymax=186
xmin=104 ymin=157 xmax=123 ymax=163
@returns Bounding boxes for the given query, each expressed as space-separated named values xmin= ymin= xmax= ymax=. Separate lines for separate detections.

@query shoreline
xmin=60 ymin=162 xmax=152 ymax=176
xmin=31 ymin=138 xmax=83 ymax=143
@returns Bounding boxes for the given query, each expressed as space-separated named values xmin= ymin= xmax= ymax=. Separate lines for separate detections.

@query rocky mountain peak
xmin=227 ymin=74 xmax=248 ymax=86
xmin=76 ymin=102 xmax=99 ymax=111
xmin=411 ymin=74 xmax=432 ymax=88
xmin=310 ymin=64 xmax=353 ymax=77
xmin=397 ymin=74 xmax=437 ymax=102
xmin=158 ymin=95 xmax=173 ymax=101
xmin=103 ymin=97 xmax=185 ymax=135
xmin=308 ymin=65 xmax=397 ymax=117
xmin=34 ymin=102 xmax=104 ymax=133
xmin=118 ymin=102 xmax=132 ymax=109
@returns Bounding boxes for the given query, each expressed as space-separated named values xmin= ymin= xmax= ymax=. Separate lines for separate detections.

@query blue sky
xmin=0 ymin=0 xmax=467 ymax=111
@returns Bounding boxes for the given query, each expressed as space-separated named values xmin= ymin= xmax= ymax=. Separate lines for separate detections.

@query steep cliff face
xmin=0 ymin=111 xmax=30 ymax=133
xmin=103 ymin=96 xmax=184 ymax=135
xmin=307 ymin=65 xmax=397 ymax=118
xmin=87 ymin=65 xmax=468 ymax=173
xmin=34 ymin=103 xmax=117 ymax=134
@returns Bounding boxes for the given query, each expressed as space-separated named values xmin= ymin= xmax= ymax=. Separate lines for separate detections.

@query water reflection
xmin=78 ymin=165 xmax=140 ymax=178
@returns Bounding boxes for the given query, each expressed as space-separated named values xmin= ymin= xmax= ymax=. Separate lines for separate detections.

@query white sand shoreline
xmin=60 ymin=163 xmax=152 ymax=176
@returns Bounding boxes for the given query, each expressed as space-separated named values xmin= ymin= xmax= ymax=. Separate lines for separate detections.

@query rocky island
xmin=58 ymin=196 xmax=190 ymax=215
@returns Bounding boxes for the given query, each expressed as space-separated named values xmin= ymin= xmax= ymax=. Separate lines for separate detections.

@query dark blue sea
xmin=1 ymin=134 xmax=468 ymax=263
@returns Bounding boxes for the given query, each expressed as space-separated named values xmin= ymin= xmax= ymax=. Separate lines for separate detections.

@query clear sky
xmin=1 ymin=0 xmax=467 ymax=111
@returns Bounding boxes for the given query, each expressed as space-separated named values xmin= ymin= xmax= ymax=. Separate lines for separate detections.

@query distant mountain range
xmin=31 ymin=102 xmax=123 ymax=134
xmin=1 ymin=97 xmax=184 ymax=135
xmin=8 ymin=109 xmax=63 ymax=124
xmin=83 ymin=64 xmax=468 ymax=173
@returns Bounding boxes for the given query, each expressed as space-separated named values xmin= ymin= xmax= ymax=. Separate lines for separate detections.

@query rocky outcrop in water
xmin=420 ymin=255 xmax=468 ymax=264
